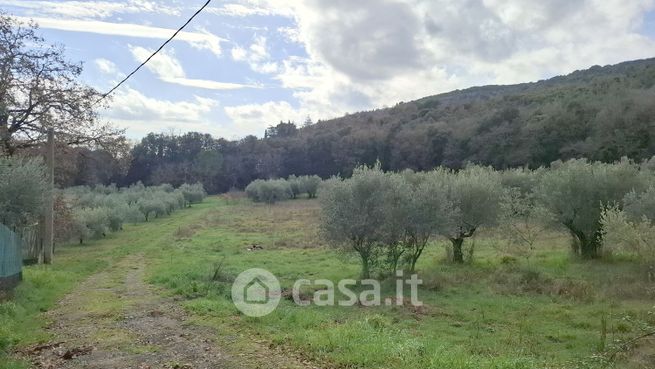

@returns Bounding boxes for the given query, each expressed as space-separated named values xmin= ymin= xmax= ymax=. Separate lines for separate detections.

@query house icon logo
xmin=232 ymin=268 xmax=281 ymax=317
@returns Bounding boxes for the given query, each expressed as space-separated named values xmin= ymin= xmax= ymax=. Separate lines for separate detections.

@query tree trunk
xmin=451 ymin=238 xmax=464 ymax=263
xmin=580 ymin=237 xmax=601 ymax=259
xmin=408 ymin=241 xmax=427 ymax=273
xmin=567 ymin=224 xmax=601 ymax=259
xmin=0 ymin=108 xmax=12 ymax=156
xmin=360 ymin=253 xmax=371 ymax=279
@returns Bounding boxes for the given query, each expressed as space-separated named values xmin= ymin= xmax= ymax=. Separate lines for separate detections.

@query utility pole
xmin=43 ymin=128 xmax=54 ymax=264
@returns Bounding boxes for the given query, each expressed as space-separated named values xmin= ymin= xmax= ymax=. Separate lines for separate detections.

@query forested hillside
xmin=61 ymin=58 xmax=655 ymax=192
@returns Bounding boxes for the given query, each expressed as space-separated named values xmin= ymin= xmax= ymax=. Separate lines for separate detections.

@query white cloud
xmin=230 ymin=36 xmax=279 ymax=74
xmin=243 ymin=0 xmax=655 ymax=117
xmin=14 ymin=0 xmax=655 ymax=139
xmin=103 ymin=87 xmax=225 ymax=137
xmin=0 ymin=0 xmax=180 ymax=19
xmin=277 ymin=26 xmax=303 ymax=43
xmin=94 ymin=58 xmax=119 ymax=75
xmin=161 ymin=77 xmax=261 ymax=90
xmin=224 ymin=101 xmax=303 ymax=133
xmin=17 ymin=16 xmax=225 ymax=56
xmin=128 ymin=46 xmax=259 ymax=90
xmin=206 ymin=1 xmax=295 ymax=17
xmin=129 ymin=45 xmax=185 ymax=78
xmin=210 ymin=0 xmax=655 ymax=138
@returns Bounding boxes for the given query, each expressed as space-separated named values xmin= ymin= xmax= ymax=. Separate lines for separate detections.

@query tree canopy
xmin=0 ymin=15 xmax=122 ymax=156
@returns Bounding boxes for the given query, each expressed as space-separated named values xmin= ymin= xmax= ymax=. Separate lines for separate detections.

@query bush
xmin=601 ymin=206 xmax=655 ymax=262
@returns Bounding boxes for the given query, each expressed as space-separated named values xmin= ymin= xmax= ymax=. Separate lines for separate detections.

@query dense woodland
xmin=47 ymin=58 xmax=655 ymax=193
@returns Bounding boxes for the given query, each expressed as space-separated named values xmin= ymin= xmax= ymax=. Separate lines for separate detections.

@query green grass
xmin=2 ymin=197 xmax=654 ymax=369
xmin=0 ymin=200 xmax=215 ymax=368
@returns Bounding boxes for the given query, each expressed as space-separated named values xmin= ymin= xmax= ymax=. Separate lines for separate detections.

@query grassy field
xmin=2 ymin=196 xmax=654 ymax=369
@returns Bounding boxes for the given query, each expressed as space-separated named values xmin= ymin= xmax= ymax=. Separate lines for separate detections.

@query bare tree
xmin=0 ymin=14 xmax=123 ymax=156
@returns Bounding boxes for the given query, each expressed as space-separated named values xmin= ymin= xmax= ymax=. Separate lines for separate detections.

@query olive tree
xmin=72 ymin=207 xmax=109 ymax=243
xmin=500 ymin=167 xmax=541 ymax=195
xmin=245 ymin=179 xmax=292 ymax=204
xmin=538 ymin=159 xmax=645 ymax=258
xmin=437 ymin=165 xmax=502 ymax=263
xmin=623 ymin=187 xmax=655 ymax=221
xmin=399 ymin=172 xmax=456 ymax=271
xmin=300 ymin=175 xmax=321 ymax=198
xmin=287 ymin=175 xmax=303 ymax=199
xmin=498 ymin=188 xmax=552 ymax=263
xmin=0 ymin=156 xmax=47 ymax=227
xmin=137 ymin=198 xmax=167 ymax=221
xmin=178 ymin=183 xmax=207 ymax=206
xmin=319 ymin=165 xmax=390 ymax=278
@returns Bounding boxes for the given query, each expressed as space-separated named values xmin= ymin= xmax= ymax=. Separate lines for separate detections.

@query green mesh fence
xmin=0 ymin=223 xmax=22 ymax=284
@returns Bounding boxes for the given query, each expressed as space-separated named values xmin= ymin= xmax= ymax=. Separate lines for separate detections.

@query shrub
xmin=601 ymin=206 xmax=655 ymax=262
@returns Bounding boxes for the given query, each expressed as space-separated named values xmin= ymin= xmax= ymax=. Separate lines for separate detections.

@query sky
xmin=2 ymin=0 xmax=655 ymax=140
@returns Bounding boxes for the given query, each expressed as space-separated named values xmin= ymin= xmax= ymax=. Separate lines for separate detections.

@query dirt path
xmin=21 ymin=255 xmax=315 ymax=369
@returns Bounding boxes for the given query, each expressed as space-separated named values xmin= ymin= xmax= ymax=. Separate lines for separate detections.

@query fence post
xmin=43 ymin=128 xmax=54 ymax=264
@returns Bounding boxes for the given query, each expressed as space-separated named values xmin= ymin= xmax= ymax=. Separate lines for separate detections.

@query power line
xmin=95 ymin=0 xmax=212 ymax=104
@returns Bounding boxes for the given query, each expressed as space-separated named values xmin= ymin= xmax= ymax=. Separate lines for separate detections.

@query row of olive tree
xmin=319 ymin=158 xmax=655 ymax=277
xmin=245 ymin=175 xmax=321 ymax=204
xmin=62 ymin=182 xmax=207 ymax=243
xmin=319 ymin=164 xmax=501 ymax=277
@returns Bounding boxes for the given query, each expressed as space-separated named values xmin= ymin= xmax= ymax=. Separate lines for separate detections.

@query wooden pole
xmin=43 ymin=128 xmax=54 ymax=264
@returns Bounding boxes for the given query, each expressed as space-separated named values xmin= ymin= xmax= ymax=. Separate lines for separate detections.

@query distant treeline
xmin=52 ymin=58 xmax=655 ymax=193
